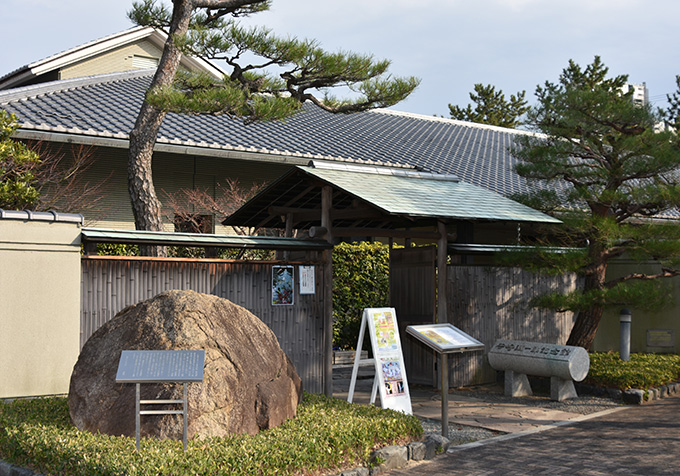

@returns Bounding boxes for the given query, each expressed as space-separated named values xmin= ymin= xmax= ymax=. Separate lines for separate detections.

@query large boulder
xmin=68 ymin=290 xmax=302 ymax=439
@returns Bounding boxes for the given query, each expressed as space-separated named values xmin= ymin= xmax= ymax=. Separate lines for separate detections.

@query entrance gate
xmin=389 ymin=246 xmax=437 ymax=386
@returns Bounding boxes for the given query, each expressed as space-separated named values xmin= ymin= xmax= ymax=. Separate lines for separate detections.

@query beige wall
xmin=47 ymin=144 xmax=291 ymax=234
xmin=0 ymin=216 xmax=82 ymax=398
xmin=592 ymin=259 xmax=680 ymax=354
xmin=60 ymin=40 xmax=164 ymax=79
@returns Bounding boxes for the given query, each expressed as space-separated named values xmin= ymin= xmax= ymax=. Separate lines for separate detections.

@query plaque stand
xmin=116 ymin=350 xmax=205 ymax=453
xmin=405 ymin=324 xmax=484 ymax=437
xmin=136 ymin=382 xmax=189 ymax=452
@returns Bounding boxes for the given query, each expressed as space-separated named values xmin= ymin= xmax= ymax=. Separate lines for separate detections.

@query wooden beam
xmin=269 ymin=205 xmax=384 ymax=222
xmin=332 ymin=227 xmax=441 ymax=240
xmin=321 ymin=186 xmax=334 ymax=397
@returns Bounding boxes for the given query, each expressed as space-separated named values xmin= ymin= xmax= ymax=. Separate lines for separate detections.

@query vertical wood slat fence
xmin=447 ymin=266 xmax=580 ymax=387
xmin=81 ymin=257 xmax=326 ymax=394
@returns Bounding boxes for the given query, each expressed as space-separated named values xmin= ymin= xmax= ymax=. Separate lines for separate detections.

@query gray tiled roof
xmin=0 ymin=70 xmax=538 ymax=198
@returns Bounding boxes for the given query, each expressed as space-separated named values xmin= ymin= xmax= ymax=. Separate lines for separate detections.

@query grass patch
xmin=0 ymin=393 xmax=422 ymax=476
xmin=585 ymin=352 xmax=680 ymax=391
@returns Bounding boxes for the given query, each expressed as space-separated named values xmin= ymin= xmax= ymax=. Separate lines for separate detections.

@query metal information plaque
xmin=116 ymin=350 xmax=205 ymax=383
xmin=116 ymin=350 xmax=205 ymax=452
xmin=406 ymin=323 xmax=484 ymax=354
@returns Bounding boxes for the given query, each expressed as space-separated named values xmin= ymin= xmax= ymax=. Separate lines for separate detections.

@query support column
xmin=437 ymin=220 xmax=449 ymax=437
xmin=321 ymin=186 xmax=334 ymax=396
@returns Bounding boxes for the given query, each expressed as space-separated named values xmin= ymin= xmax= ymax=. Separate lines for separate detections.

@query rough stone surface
xmin=339 ymin=468 xmax=369 ymax=476
xmin=423 ymin=433 xmax=451 ymax=459
xmin=68 ymin=290 xmax=302 ymax=439
xmin=407 ymin=441 xmax=427 ymax=461
xmin=369 ymin=445 xmax=408 ymax=473
xmin=623 ymin=388 xmax=645 ymax=404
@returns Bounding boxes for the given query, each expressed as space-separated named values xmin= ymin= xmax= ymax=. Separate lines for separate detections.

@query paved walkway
xmin=386 ymin=394 xmax=680 ymax=475
xmin=333 ymin=365 xmax=611 ymax=434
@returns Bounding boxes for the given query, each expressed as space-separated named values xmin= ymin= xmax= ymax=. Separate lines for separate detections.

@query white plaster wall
xmin=0 ymin=218 xmax=81 ymax=398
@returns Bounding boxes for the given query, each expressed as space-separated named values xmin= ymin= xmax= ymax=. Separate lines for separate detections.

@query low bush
xmin=585 ymin=352 xmax=680 ymax=391
xmin=0 ymin=393 xmax=422 ymax=476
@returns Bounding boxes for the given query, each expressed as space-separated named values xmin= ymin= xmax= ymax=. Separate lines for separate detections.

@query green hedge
xmin=0 ymin=393 xmax=422 ymax=476
xmin=586 ymin=352 xmax=680 ymax=390
xmin=333 ymin=242 xmax=390 ymax=349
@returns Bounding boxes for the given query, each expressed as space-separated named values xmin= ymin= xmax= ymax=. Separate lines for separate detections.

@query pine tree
xmin=126 ymin=0 xmax=419 ymax=255
xmin=662 ymin=75 xmax=680 ymax=131
xmin=511 ymin=56 xmax=680 ymax=350
xmin=448 ymin=83 xmax=529 ymax=128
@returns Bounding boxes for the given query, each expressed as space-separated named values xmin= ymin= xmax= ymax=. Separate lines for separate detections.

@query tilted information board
xmin=405 ymin=324 xmax=484 ymax=354
xmin=347 ymin=308 xmax=412 ymax=415
xmin=405 ymin=323 xmax=484 ymax=437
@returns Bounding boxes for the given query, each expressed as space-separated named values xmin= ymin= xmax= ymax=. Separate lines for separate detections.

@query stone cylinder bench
xmin=488 ymin=340 xmax=590 ymax=401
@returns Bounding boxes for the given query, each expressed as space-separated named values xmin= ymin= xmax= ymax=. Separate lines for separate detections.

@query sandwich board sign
xmin=347 ymin=308 xmax=412 ymax=414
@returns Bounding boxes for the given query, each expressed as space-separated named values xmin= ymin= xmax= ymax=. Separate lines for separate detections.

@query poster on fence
xmin=364 ymin=308 xmax=412 ymax=414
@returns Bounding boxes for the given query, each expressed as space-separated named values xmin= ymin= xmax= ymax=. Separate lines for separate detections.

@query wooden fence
xmin=447 ymin=265 xmax=580 ymax=386
xmin=81 ymin=256 xmax=326 ymax=393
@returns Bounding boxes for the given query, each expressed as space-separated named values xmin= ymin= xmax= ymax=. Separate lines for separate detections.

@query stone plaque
xmin=115 ymin=350 xmax=205 ymax=383
xmin=647 ymin=329 xmax=675 ymax=348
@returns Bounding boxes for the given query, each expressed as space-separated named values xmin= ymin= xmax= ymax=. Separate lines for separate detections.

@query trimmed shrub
xmin=0 ymin=393 xmax=422 ymax=476
xmin=586 ymin=352 xmax=680 ymax=390
xmin=333 ymin=242 xmax=390 ymax=349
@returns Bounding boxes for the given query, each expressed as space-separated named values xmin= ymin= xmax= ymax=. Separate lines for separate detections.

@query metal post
xmin=135 ymin=383 xmax=141 ymax=451
xmin=620 ymin=308 xmax=632 ymax=361
xmin=183 ymin=383 xmax=188 ymax=452
xmin=441 ymin=353 xmax=449 ymax=438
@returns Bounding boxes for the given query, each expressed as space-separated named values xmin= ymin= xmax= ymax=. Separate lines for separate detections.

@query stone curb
xmin=0 ymin=460 xmax=41 ymax=476
xmin=332 ymin=433 xmax=450 ymax=476
xmin=577 ymin=381 xmax=680 ymax=405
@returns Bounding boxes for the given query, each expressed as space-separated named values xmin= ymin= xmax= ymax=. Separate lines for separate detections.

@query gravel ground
xmin=418 ymin=384 xmax=622 ymax=445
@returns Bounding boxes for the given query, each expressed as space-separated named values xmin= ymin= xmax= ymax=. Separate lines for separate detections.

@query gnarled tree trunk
xmin=127 ymin=1 xmax=194 ymax=256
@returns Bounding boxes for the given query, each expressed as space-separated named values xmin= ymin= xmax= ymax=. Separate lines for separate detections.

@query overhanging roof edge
xmin=81 ymin=228 xmax=332 ymax=250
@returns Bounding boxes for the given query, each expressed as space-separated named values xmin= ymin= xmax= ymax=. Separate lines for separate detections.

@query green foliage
xmin=530 ymin=279 xmax=673 ymax=313
xmin=0 ymin=393 xmax=421 ymax=476
xmin=131 ymin=0 xmax=419 ymax=120
xmin=0 ymin=111 xmax=41 ymax=209
xmin=95 ymin=243 xmax=140 ymax=256
xmin=333 ymin=242 xmax=390 ymax=349
xmin=661 ymin=75 xmax=680 ymax=131
xmin=448 ymin=83 xmax=529 ymax=128
xmin=586 ymin=352 xmax=680 ymax=391
xmin=510 ymin=56 xmax=680 ymax=347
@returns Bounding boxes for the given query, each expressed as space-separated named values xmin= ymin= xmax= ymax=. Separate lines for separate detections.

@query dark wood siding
xmin=81 ymin=256 xmax=326 ymax=393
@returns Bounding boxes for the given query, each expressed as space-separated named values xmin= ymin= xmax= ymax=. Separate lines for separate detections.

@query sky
xmin=2 ymin=0 xmax=679 ymax=118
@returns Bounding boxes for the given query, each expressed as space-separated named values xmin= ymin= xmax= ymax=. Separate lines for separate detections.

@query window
xmin=131 ymin=55 xmax=159 ymax=70
xmin=173 ymin=214 xmax=214 ymax=234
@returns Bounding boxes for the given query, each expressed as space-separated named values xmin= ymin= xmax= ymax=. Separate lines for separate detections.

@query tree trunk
xmin=566 ymin=242 xmax=608 ymax=350
xmin=127 ymin=0 xmax=194 ymax=256
xmin=566 ymin=305 xmax=604 ymax=350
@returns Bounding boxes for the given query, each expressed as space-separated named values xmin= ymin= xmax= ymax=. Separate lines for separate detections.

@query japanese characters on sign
xmin=491 ymin=341 xmax=573 ymax=359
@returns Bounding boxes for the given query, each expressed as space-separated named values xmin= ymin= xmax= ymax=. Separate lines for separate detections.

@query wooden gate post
xmin=437 ymin=220 xmax=449 ymax=436
xmin=321 ymin=185 xmax=334 ymax=396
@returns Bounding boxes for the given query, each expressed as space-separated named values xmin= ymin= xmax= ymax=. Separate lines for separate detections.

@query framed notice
xmin=364 ymin=308 xmax=412 ymax=414
xmin=299 ymin=265 xmax=315 ymax=295
xmin=406 ymin=323 xmax=484 ymax=354
xmin=272 ymin=265 xmax=294 ymax=305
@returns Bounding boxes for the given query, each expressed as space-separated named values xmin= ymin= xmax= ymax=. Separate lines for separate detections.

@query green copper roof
xmin=302 ymin=165 xmax=560 ymax=223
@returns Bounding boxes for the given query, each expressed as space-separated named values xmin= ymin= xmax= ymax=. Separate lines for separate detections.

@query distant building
xmin=623 ymin=83 xmax=649 ymax=107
